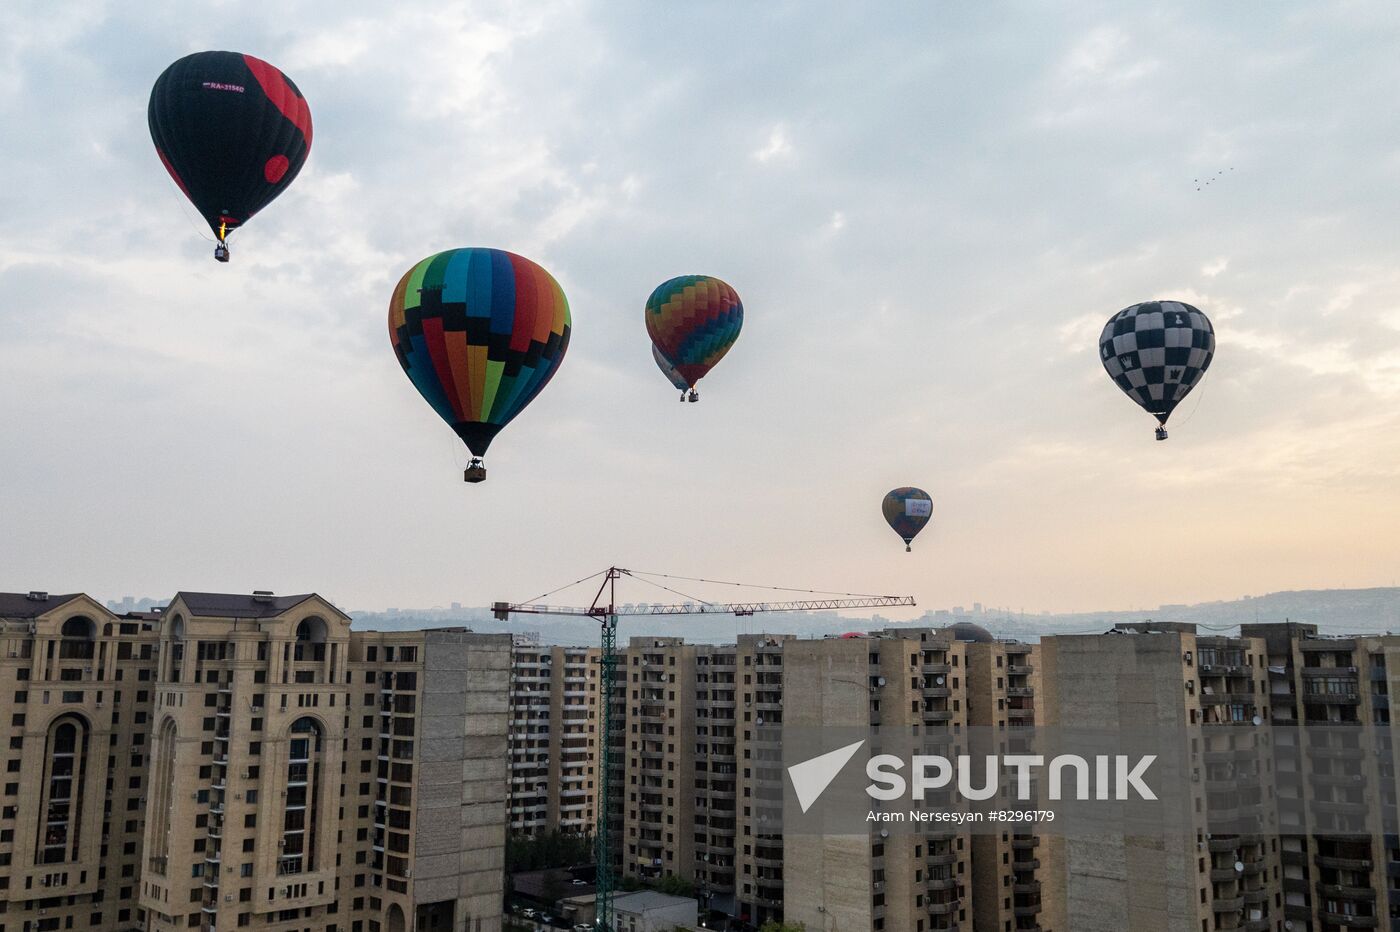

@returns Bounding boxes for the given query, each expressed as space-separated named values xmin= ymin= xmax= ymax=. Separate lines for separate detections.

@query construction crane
xmin=493 ymin=566 xmax=916 ymax=931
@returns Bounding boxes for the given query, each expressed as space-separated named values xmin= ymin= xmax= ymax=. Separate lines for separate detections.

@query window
xmin=280 ymin=717 xmax=324 ymax=876
xmin=147 ymin=719 xmax=179 ymax=876
xmin=37 ymin=716 xmax=90 ymax=864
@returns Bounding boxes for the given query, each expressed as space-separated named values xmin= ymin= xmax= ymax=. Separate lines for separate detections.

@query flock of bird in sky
xmin=146 ymin=50 xmax=1220 ymax=553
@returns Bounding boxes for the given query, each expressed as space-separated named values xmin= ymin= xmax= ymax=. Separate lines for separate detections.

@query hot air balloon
xmin=652 ymin=344 xmax=690 ymax=398
xmin=644 ymin=275 xmax=742 ymax=402
xmin=882 ymin=487 xmax=932 ymax=552
xmin=388 ymin=248 xmax=571 ymax=482
xmin=148 ymin=51 xmax=313 ymax=262
xmin=1099 ymin=300 xmax=1215 ymax=440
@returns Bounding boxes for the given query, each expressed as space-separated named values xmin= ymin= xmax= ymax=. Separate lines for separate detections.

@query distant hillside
xmin=349 ymin=587 xmax=1400 ymax=644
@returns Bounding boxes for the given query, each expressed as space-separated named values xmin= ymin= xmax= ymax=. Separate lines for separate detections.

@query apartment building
xmin=783 ymin=628 xmax=975 ymax=932
xmin=0 ymin=591 xmax=159 ymax=932
xmin=1038 ymin=623 xmax=1283 ymax=932
xmin=964 ymin=633 xmax=1046 ymax=932
xmin=1243 ymin=622 xmax=1400 ymax=932
xmin=503 ymin=624 xmax=1058 ymax=931
xmin=0 ymin=589 xmax=509 ymax=932
xmin=619 ymin=638 xmax=700 ymax=887
xmin=506 ymin=643 xmax=602 ymax=837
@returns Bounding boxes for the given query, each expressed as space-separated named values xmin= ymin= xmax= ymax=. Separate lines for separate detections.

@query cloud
xmin=4 ymin=1 xmax=1400 ymax=615
xmin=753 ymin=125 xmax=793 ymax=163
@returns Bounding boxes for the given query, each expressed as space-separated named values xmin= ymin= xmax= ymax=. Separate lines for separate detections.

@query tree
xmin=655 ymin=873 xmax=694 ymax=898
xmin=541 ymin=871 xmax=566 ymax=909
xmin=758 ymin=922 xmax=806 ymax=932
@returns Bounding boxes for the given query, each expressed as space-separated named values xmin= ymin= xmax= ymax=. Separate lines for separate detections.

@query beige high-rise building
xmin=506 ymin=643 xmax=602 ymax=837
xmin=493 ymin=617 xmax=1400 ymax=932
xmin=0 ymin=591 xmax=160 ymax=932
xmin=619 ymin=637 xmax=700 ymax=886
xmin=1038 ymin=623 xmax=1282 ymax=932
xmin=0 ymin=589 xmax=510 ymax=932
xmin=965 ymin=635 xmax=1047 ymax=932
xmin=782 ymin=628 xmax=976 ymax=932
xmin=503 ymin=625 xmax=1060 ymax=932
xmin=1243 ymin=622 xmax=1400 ymax=932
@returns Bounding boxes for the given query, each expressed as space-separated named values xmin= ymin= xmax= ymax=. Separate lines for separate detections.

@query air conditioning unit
xmin=251 ymin=706 xmax=263 ymax=714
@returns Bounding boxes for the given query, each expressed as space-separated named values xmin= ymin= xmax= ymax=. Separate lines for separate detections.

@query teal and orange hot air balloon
xmin=652 ymin=344 xmax=690 ymax=397
xmin=388 ymin=248 xmax=571 ymax=482
xmin=645 ymin=275 xmax=742 ymax=402
xmin=882 ymin=487 xmax=933 ymax=552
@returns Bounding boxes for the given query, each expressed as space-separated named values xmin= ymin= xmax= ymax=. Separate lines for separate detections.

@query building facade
xmin=0 ymin=590 xmax=509 ymax=932
xmin=506 ymin=625 xmax=1052 ymax=932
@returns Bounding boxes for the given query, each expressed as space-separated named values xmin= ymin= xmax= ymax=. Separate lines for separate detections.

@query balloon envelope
xmin=148 ymin=51 xmax=312 ymax=242
xmin=652 ymin=344 xmax=690 ymax=391
xmin=644 ymin=275 xmax=742 ymax=388
xmin=388 ymin=248 xmax=571 ymax=458
xmin=882 ymin=487 xmax=933 ymax=549
xmin=1099 ymin=301 xmax=1215 ymax=426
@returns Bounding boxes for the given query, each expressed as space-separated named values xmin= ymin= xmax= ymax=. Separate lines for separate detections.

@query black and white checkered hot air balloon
xmin=1099 ymin=300 xmax=1215 ymax=441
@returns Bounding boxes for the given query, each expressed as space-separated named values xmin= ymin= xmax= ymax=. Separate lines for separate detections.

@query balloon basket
xmin=679 ymin=392 xmax=686 ymax=402
xmin=1155 ymin=427 xmax=1168 ymax=441
xmin=214 ymin=243 xmax=230 ymax=263
xmin=464 ymin=460 xmax=487 ymax=483
xmin=687 ymin=389 xmax=699 ymax=403
xmin=905 ymin=544 xmax=912 ymax=553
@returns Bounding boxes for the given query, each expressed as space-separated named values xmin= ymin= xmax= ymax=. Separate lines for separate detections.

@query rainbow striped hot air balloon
xmin=644 ymin=275 xmax=742 ymax=402
xmin=388 ymin=248 xmax=571 ymax=482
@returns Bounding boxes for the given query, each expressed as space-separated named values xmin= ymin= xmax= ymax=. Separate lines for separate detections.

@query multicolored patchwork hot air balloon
xmin=882 ymin=487 xmax=933 ymax=552
xmin=149 ymin=51 xmax=313 ymax=262
xmin=1099 ymin=300 xmax=1215 ymax=441
xmin=644 ymin=275 xmax=742 ymax=402
xmin=388 ymin=248 xmax=571 ymax=482
xmin=652 ymin=344 xmax=690 ymax=396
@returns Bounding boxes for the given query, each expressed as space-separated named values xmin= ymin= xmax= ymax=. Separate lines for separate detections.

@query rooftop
xmin=0 ymin=592 xmax=84 ymax=619
xmin=174 ymin=591 xmax=345 ymax=620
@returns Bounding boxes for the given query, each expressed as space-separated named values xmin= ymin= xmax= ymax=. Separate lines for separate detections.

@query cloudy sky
xmin=4 ymin=1 xmax=1400 ymax=617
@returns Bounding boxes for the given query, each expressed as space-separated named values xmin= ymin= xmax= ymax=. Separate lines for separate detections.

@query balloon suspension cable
xmin=159 ymin=174 xmax=215 ymax=242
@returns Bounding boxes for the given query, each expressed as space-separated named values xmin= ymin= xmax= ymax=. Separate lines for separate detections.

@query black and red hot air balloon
xmin=148 ymin=51 xmax=312 ymax=262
